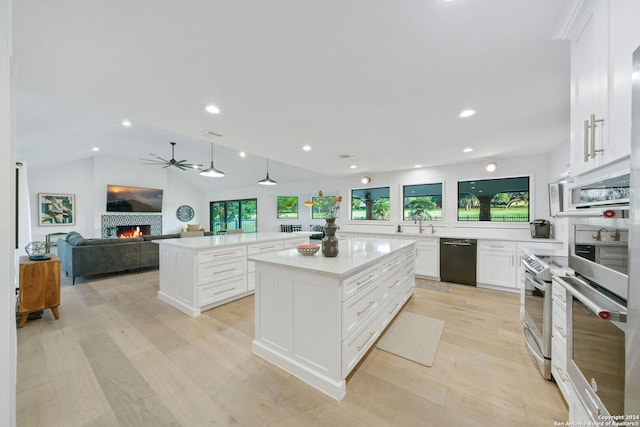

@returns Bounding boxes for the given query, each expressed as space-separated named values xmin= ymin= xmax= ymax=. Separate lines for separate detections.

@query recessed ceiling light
xmin=463 ymin=147 xmax=473 ymax=153
xmin=486 ymin=161 xmax=497 ymax=172
xmin=239 ymin=151 xmax=246 ymax=158
xmin=414 ymin=164 xmax=422 ymax=168
xmin=350 ymin=165 xmax=357 ymax=169
xmin=122 ymin=119 xmax=131 ymax=127
xmin=458 ymin=109 xmax=477 ymax=118
xmin=205 ymin=105 xmax=221 ymax=114
xmin=302 ymin=145 xmax=312 ymax=151
xmin=92 ymin=147 xmax=100 ymax=152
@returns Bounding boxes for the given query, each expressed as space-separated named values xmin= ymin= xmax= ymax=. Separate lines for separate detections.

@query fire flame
xmin=119 ymin=226 xmax=143 ymax=238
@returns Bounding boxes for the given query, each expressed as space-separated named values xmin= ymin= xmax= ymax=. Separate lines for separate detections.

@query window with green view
xmin=277 ymin=196 xmax=298 ymax=219
xmin=403 ymin=183 xmax=443 ymax=221
xmin=210 ymin=198 xmax=257 ymax=234
xmin=312 ymin=195 xmax=336 ymax=219
xmin=351 ymin=187 xmax=390 ymax=220
xmin=457 ymin=176 xmax=530 ymax=222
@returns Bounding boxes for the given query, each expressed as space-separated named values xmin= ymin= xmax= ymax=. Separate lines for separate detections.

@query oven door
xmin=522 ymin=270 xmax=551 ymax=379
xmin=556 ymin=275 xmax=626 ymax=418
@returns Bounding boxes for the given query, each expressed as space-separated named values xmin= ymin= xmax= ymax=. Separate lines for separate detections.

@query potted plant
xmin=105 ymin=226 xmax=118 ymax=238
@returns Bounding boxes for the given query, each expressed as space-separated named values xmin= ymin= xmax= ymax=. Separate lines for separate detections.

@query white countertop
xmin=339 ymin=229 xmax=565 ymax=244
xmin=153 ymin=232 xmax=307 ymax=249
xmin=248 ymin=238 xmax=416 ymax=277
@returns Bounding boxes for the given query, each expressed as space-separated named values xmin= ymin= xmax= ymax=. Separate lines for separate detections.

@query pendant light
xmin=199 ymin=142 xmax=225 ymax=177
xmin=258 ymin=159 xmax=277 ymax=185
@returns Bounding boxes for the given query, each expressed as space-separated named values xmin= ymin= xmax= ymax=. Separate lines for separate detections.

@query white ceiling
xmin=13 ymin=0 xmax=570 ymax=189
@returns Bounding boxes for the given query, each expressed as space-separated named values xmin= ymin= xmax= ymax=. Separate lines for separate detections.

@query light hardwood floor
xmin=17 ymin=270 xmax=568 ymax=426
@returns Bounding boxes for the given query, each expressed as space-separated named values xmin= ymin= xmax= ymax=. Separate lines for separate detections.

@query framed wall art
xmin=38 ymin=193 xmax=75 ymax=226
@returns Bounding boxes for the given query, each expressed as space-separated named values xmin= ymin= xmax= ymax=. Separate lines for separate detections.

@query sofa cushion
xmin=67 ymin=233 xmax=88 ymax=246
xmin=87 ymin=237 xmax=143 ymax=245
xmin=142 ymin=234 xmax=180 ymax=241
xmin=187 ymin=224 xmax=203 ymax=231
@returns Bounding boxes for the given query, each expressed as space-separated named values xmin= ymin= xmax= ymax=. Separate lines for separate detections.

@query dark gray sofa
xmin=57 ymin=231 xmax=183 ymax=284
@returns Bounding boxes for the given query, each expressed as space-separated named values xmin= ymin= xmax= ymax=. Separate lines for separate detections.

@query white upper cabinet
xmin=560 ymin=0 xmax=640 ymax=176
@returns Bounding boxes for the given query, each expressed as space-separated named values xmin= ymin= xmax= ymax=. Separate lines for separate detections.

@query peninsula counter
xmin=155 ymin=232 xmax=310 ymax=316
xmin=249 ymin=238 xmax=417 ymax=400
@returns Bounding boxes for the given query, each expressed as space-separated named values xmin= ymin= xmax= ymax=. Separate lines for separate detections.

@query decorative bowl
xmin=297 ymin=244 xmax=320 ymax=256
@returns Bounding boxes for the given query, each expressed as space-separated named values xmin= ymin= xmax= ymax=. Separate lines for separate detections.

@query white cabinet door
xmin=415 ymin=239 xmax=439 ymax=279
xmin=477 ymin=242 xmax=517 ymax=289
xmin=569 ymin=0 xmax=610 ymax=176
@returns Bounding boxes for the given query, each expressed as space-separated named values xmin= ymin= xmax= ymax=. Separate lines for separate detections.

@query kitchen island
xmin=155 ymin=232 xmax=310 ymax=316
xmin=249 ymin=238 xmax=416 ymax=400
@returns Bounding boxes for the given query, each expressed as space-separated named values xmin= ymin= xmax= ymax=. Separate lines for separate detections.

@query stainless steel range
xmin=521 ymin=254 xmax=569 ymax=379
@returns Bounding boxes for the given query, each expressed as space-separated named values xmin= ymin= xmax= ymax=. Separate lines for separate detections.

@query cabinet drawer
xmin=197 ymin=258 xmax=246 ymax=285
xmin=342 ymin=312 xmax=379 ymax=377
xmin=381 ymin=255 xmax=402 ymax=275
xmin=198 ymin=246 xmax=246 ymax=263
xmin=379 ymin=267 xmax=402 ymax=303
xmin=380 ymin=290 xmax=404 ymax=331
xmin=342 ymin=265 xmax=378 ymax=301
xmin=342 ymin=283 xmax=379 ymax=337
xmin=551 ymin=339 xmax=571 ymax=400
xmin=552 ymin=283 xmax=567 ymax=306
xmin=552 ymin=301 xmax=568 ymax=346
xmin=248 ymin=241 xmax=284 ymax=255
xmin=478 ymin=241 xmax=517 ymax=251
xmin=283 ymin=238 xmax=309 ymax=248
xmin=198 ymin=275 xmax=247 ymax=307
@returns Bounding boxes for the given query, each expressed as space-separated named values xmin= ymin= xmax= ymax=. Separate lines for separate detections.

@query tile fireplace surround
xmin=100 ymin=214 xmax=162 ymax=237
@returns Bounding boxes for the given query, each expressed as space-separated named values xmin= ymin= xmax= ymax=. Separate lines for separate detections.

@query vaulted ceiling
xmin=13 ymin=0 xmax=570 ymax=188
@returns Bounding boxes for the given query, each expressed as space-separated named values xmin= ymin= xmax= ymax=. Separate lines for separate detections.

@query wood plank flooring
xmin=16 ymin=270 xmax=568 ymax=426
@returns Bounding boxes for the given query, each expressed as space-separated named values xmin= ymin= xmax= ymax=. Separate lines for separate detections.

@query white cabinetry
xmin=252 ymin=242 xmax=415 ymax=400
xmin=157 ymin=235 xmax=309 ymax=316
xmin=561 ymin=0 xmax=640 ymax=176
xmin=477 ymin=241 xmax=517 ymax=292
xmin=415 ymin=237 xmax=439 ymax=279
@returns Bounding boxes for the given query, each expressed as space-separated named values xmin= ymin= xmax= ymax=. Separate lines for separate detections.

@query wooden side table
xmin=18 ymin=254 xmax=61 ymax=328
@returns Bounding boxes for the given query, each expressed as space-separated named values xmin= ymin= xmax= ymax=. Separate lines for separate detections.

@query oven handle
xmin=555 ymin=276 xmax=627 ymax=323
xmin=523 ymin=271 xmax=546 ymax=292
xmin=522 ymin=325 xmax=544 ymax=363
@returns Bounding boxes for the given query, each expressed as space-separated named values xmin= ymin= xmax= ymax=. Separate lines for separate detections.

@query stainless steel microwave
xmin=568 ymin=171 xmax=630 ymax=209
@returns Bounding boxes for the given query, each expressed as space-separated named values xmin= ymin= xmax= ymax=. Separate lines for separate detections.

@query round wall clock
xmin=176 ymin=205 xmax=195 ymax=222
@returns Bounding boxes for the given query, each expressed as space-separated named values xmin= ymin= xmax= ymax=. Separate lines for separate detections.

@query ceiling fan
xmin=140 ymin=142 xmax=202 ymax=170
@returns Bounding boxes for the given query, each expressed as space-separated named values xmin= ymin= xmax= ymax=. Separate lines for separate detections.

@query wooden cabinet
xmin=18 ymin=255 xmax=61 ymax=327
xmin=415 ymin=237 xmax=439 ymax=279
xmin=477 ymin=241 xmax=517 ymax=291
xmin=561 ymin=0 xmax=640 ymax=176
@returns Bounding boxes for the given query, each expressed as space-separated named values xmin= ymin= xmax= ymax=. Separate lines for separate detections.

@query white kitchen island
xmin=155 ymin=232 xmax=310 ymax=316
xmin=249 ymin=238 xmax=416 ymax=400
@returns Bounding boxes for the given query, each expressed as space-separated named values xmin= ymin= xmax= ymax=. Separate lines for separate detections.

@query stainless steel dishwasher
xmin=439 ymin=238 xmax=477 ymax=286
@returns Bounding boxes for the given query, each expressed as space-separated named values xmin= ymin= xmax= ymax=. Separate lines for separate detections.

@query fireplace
xmin=116 ymin=225 xmax=151 ymax=238
xmin=101 ymin=214 xmax=162 ymax=237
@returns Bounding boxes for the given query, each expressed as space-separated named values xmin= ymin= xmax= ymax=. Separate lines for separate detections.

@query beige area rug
xmin=376 ymin=312 xmax=445 ymax=367
xmin=415 ymin=278 xmax=452 ymax=293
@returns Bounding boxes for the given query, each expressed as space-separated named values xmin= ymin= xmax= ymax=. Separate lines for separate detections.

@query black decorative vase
xmin=322 ymin=217 xmax=339 ymax=257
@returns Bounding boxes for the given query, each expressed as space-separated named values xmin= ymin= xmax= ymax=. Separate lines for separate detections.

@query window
xmin=277 ymin=196 xmax=298 ymax=219
xmin=457 ymin=176 xmax=530 ymax=222
xmin=312 ymin=195 xmax=336 ymax=219
xmin=351 ymin=187 xmax=390 ymax=220
xmin=210 ymin=198 xmax=257 ymax=234
xmin=403 ymin=183 xmax=443 ymax=221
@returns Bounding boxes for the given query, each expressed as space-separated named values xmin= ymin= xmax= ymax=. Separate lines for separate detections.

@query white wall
xmin=1 ymin=0 xmax=16 ymax=423
xmin=26 ymin=155 xmax=205 ymax=239
xmin=208 ymin=152 xmax=558 ymax=241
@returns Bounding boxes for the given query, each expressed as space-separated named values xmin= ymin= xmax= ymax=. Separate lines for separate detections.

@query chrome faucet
xmin=413 ymin=216 xmax=424 ymax=233
xmin=593 ymin=227 xmax=608 ymax=241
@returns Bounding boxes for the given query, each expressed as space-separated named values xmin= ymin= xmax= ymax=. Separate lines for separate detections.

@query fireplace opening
xmin=116 ymin=225 xmax=151 ymax=238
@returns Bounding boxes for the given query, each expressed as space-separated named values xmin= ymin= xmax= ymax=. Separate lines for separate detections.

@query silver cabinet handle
xmin=356 ymin=274 xmax=376 ymax=287
xmin=589 ymin=114 xmax=605 ymax=159
xmin=214 ymin=287 xmax=235 ymax=295
xmin=357 ymin=331 xmax=376 ymax=351
xmin=388 ymin=279 xmax=400 ymax=289
xmin=357 ymin=300 xmax=376 ymax=316
xmin=584 ymin=119 xmax=590 ymax=162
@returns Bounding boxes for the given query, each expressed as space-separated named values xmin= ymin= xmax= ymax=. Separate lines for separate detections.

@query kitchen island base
xmin=250 ymin=239 xmax=416 ymax=400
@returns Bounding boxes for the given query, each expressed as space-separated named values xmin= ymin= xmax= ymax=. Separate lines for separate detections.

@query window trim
xmin=276 ymin=196 xmax=299 ymax=220
xmin=350 ymin=186 xmax=391 ymax=221
xmin=401 ymin=182 xmax=444 ymax=222
xmin=456 ymin=175 xmax=531 ymax=224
